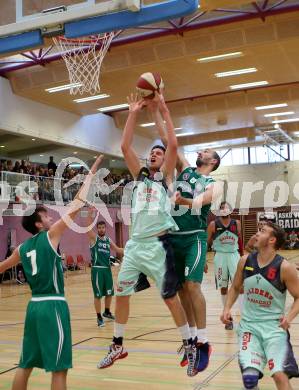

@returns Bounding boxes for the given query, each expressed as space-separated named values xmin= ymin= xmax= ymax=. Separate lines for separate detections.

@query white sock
xmin=238 ymin=294 xmax=244 ymax=314
xmin=190 ymin=326 xmax=197 ymax=340
xmin=197 ymin=328 xmax=208 ymax=344
xmin=221 ymin=294 xmax=227 ymax=307
xmin=178 ymin=324 xmax=191 ymax=341
xmin=114 ymin=322 xmax=125 ymax=338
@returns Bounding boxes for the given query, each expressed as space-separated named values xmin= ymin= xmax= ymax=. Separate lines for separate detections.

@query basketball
xmin=136 ymin=72 xmax=164 ymax=98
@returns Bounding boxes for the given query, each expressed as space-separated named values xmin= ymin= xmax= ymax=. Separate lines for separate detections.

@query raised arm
xmin=121 ymin=94 xmax=145 ymax=179
xmin=0 ymin=249 xmax=21 ymax=274
xmin=86 ymin=207 xmax=97 ymax=246
xmin=48 ymin=155 xmax=104 ymax=250
xmin=280 ymin=261 xmax=299 ymax=330
xmin=109 ymin=239 xmax=124 ymax=258
xmin=156 ymin=93 xmax=177 ymax=180
xmin=221 ymin=256 xmax=247 ymax=324
xmin=148 ymin=101 xmax=189 ymax=174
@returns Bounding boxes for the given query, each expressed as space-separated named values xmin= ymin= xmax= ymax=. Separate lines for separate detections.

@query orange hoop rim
xmin=55 ymin=33 xmax=114 ymax=45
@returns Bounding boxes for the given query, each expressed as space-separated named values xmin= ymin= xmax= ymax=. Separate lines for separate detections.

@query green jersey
xmin=242 ymin=252 xmax=286 ymax=322
xmin=131 ymin=168 xmax=178 ymax=239
xmin=212 ymin=218 xmax=239 ymax=253
xmin=90 ymin=235 xmax=111 ymax=268
xmin=19 ymin=231 xmax=64 ymax=296
xmin=172 ymin=167 xmax=215 ymax=234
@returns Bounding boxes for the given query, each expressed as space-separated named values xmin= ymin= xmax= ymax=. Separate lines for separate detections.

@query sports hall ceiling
xmin=1 ymin=0 xmax=299 ymax=152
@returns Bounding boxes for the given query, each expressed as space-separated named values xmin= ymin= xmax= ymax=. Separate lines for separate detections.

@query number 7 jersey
xmin=19 ymin=231 xmax=64 ymax=296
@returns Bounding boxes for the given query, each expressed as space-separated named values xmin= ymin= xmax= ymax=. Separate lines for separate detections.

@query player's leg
xmin=91 ymin=268 xmax=104 ymax=327
xmin=272 ymin=372 xmax=292 ymax=390
xmin=238 ymin=325 xmax=265 ymax=389
xmin=39 ymin=300 xmax=72 ymax=373
xmin=11 ymin=368 xmax=33 ymax=390
xmin=263 ymin=328 xmax=299 ymax=389
xmin=183 ymin=235 xmax=212 ymax=373
xmin=51 ymin=370 xmax=67 ymax=390
xmin=171 ymin=236 xmax=197 ymax=367
xmin=149 ymin=235 xmax=196 ymax=377
xmin=98 ymin=240 xmax=139 ymax=369
xmin=102 ymin=269 xmax=115 ymax=320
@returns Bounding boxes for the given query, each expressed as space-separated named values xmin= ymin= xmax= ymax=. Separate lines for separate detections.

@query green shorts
xmin=116 ymin=234 xmax=179 ymax=299
xmin=214 ymin=251 xmax=240 ymax=289
xmin=19 ymin=296 xmax=72 ymax=372
xmin=170 ymin=232 xmax=207 ymax=284
xmin=238 ymin=320 xmax=299 ymax=378
xmin=91 ymin=267 xmax=114 ymax=298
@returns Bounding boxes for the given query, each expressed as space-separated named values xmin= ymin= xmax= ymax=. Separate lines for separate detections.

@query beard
xmin=196 ymin=156 xmax=204 ymax=167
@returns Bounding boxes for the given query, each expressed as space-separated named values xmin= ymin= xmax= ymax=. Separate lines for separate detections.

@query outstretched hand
xmin=127 ymin=93 xmax=146 ymax=113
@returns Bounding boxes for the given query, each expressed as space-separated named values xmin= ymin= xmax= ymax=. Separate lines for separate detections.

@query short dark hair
xmin=22 ymin=206 xmax=47 ymax=235
xmin=265 ymin=221 xmax=286 ymax=249
xmin=151 ymin=145 xmax=166 ymax=153
xmin=220 ymin=201 xmax=232 ymax=211
xmin=97 ymin=221 xmax=106 ymax=227
xmin=212 ymin=151 xmax=221 ymax=172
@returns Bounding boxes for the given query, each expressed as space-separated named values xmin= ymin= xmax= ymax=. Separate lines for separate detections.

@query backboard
xmin=0 ymin=0 xmax=199 ymax=55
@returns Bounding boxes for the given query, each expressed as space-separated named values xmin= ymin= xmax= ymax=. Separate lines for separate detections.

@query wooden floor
xmin=1 ymin=250 xmax=299 ymax=390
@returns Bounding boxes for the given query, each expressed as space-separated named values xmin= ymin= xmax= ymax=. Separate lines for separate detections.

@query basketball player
xmin=207 ymin=201 xmax=244 ymax=330
xmin=221 ymin=221 xmax=299 ymax=390
xmin=98 ymin=92 xmax=196 ymax=376
xmin=149 ymin=103 xmax=221 ymax=373
xmin=0 ymin=156 xmax=103 ymax=390
xmin=86 ymin=208 xmax=124 ymax=327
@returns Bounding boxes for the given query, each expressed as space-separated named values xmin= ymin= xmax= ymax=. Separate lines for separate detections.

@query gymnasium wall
xmin=211 ymin=160 xmax=299 ymax=209
xmin=0 ymin=77 xmax=150 ymax=159
xmin=0 ymin=205 xmax=129 ymax=261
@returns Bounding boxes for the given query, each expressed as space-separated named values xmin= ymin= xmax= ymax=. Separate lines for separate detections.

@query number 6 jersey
xmin=19 ymin=231 xmax=64 ymax=296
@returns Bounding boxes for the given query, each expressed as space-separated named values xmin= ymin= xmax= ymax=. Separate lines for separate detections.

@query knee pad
xmin=242 ymin=369 xmax=259 ymax=389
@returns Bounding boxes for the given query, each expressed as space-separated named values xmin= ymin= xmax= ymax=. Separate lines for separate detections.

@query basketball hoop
xmin=53 ymin=32 xmax=114 ymax=95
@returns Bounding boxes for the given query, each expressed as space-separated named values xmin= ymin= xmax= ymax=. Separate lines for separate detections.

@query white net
xmin=53 ymin=32 xmax=115 ymax=95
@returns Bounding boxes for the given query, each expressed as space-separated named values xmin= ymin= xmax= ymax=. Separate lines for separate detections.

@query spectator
xmin=12 ymin=161 xmax=21 ymax=172
xmin=48 ymin=156 xmax=57 ymax=174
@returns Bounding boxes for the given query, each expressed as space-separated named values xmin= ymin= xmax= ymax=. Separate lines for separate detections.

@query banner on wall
xmin=277 ymin=211 xmax=299 ymax=231
xmin=257 ymin=211 xmax=277 ymax=224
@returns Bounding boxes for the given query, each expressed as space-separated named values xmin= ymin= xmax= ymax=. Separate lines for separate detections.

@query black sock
xmin=104 ymin=308 xmax=110 ymax=314
xmin=97 ymin=313 xmax=103 ymax=320
xmin=113 ymin=336 xmax=123 ymax=346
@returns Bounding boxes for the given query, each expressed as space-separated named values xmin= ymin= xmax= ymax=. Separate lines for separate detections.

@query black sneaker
xmin=134 ymin=273 xmax=151 ymax=293
xmin=102 ymin=311 xmax=115 ymax=320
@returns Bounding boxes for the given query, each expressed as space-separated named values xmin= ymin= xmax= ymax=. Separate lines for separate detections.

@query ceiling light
xmin=0 ymin=145 xmax=5 ymax=148
xmin=40 ymin=154 xmax=44 ymax=157
xmin=215 ymin=68 xmax=257 ymax=78
xmin=272 ymin=118 xmax=299 ymax=124
xmin=264 ymin=111 xmax=295 ymax=118
xmin=45 ymin=83 xmax=83 ymax=93
xmin=175 ymin=127 xmax=183 ymax=131
xmin=140 ymin=122 xmax=155 ymax=127
xmin=229 ymin=81 xmax=268 ymax=90
xmin=73 ymin=151 xmax=78 ymax=155
xmin=111 ymin=159 xmax=116 ymax=162
xmin=94 ymin=156 xmax=97 ymax=158
xmin=197 ymin=52 xmax=243 ymax=63
xmin=176 ymin=132 xmax=194 ymax=137
xmin=255 ymin=103 xmax=288 ymax=110
xmin=98 ymin=103 xmax=129 ymax=113
xmin=73 ymin=94 xmax=110 ymax=103
xmin=31 ymin=138 xmax=36 ymax=141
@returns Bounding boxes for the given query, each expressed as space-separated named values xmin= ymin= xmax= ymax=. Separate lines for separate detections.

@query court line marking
xmin=193 ymin=351 xmax=239 ymax=390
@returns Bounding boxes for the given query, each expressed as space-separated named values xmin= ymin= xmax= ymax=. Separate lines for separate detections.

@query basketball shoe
xmin=97 ymin=344 xmax=128 ymax=369
xmin=194 ymin=341 xmax=212 ymax=373
xmin=102 ymin=311 xmax=115 ymax=320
